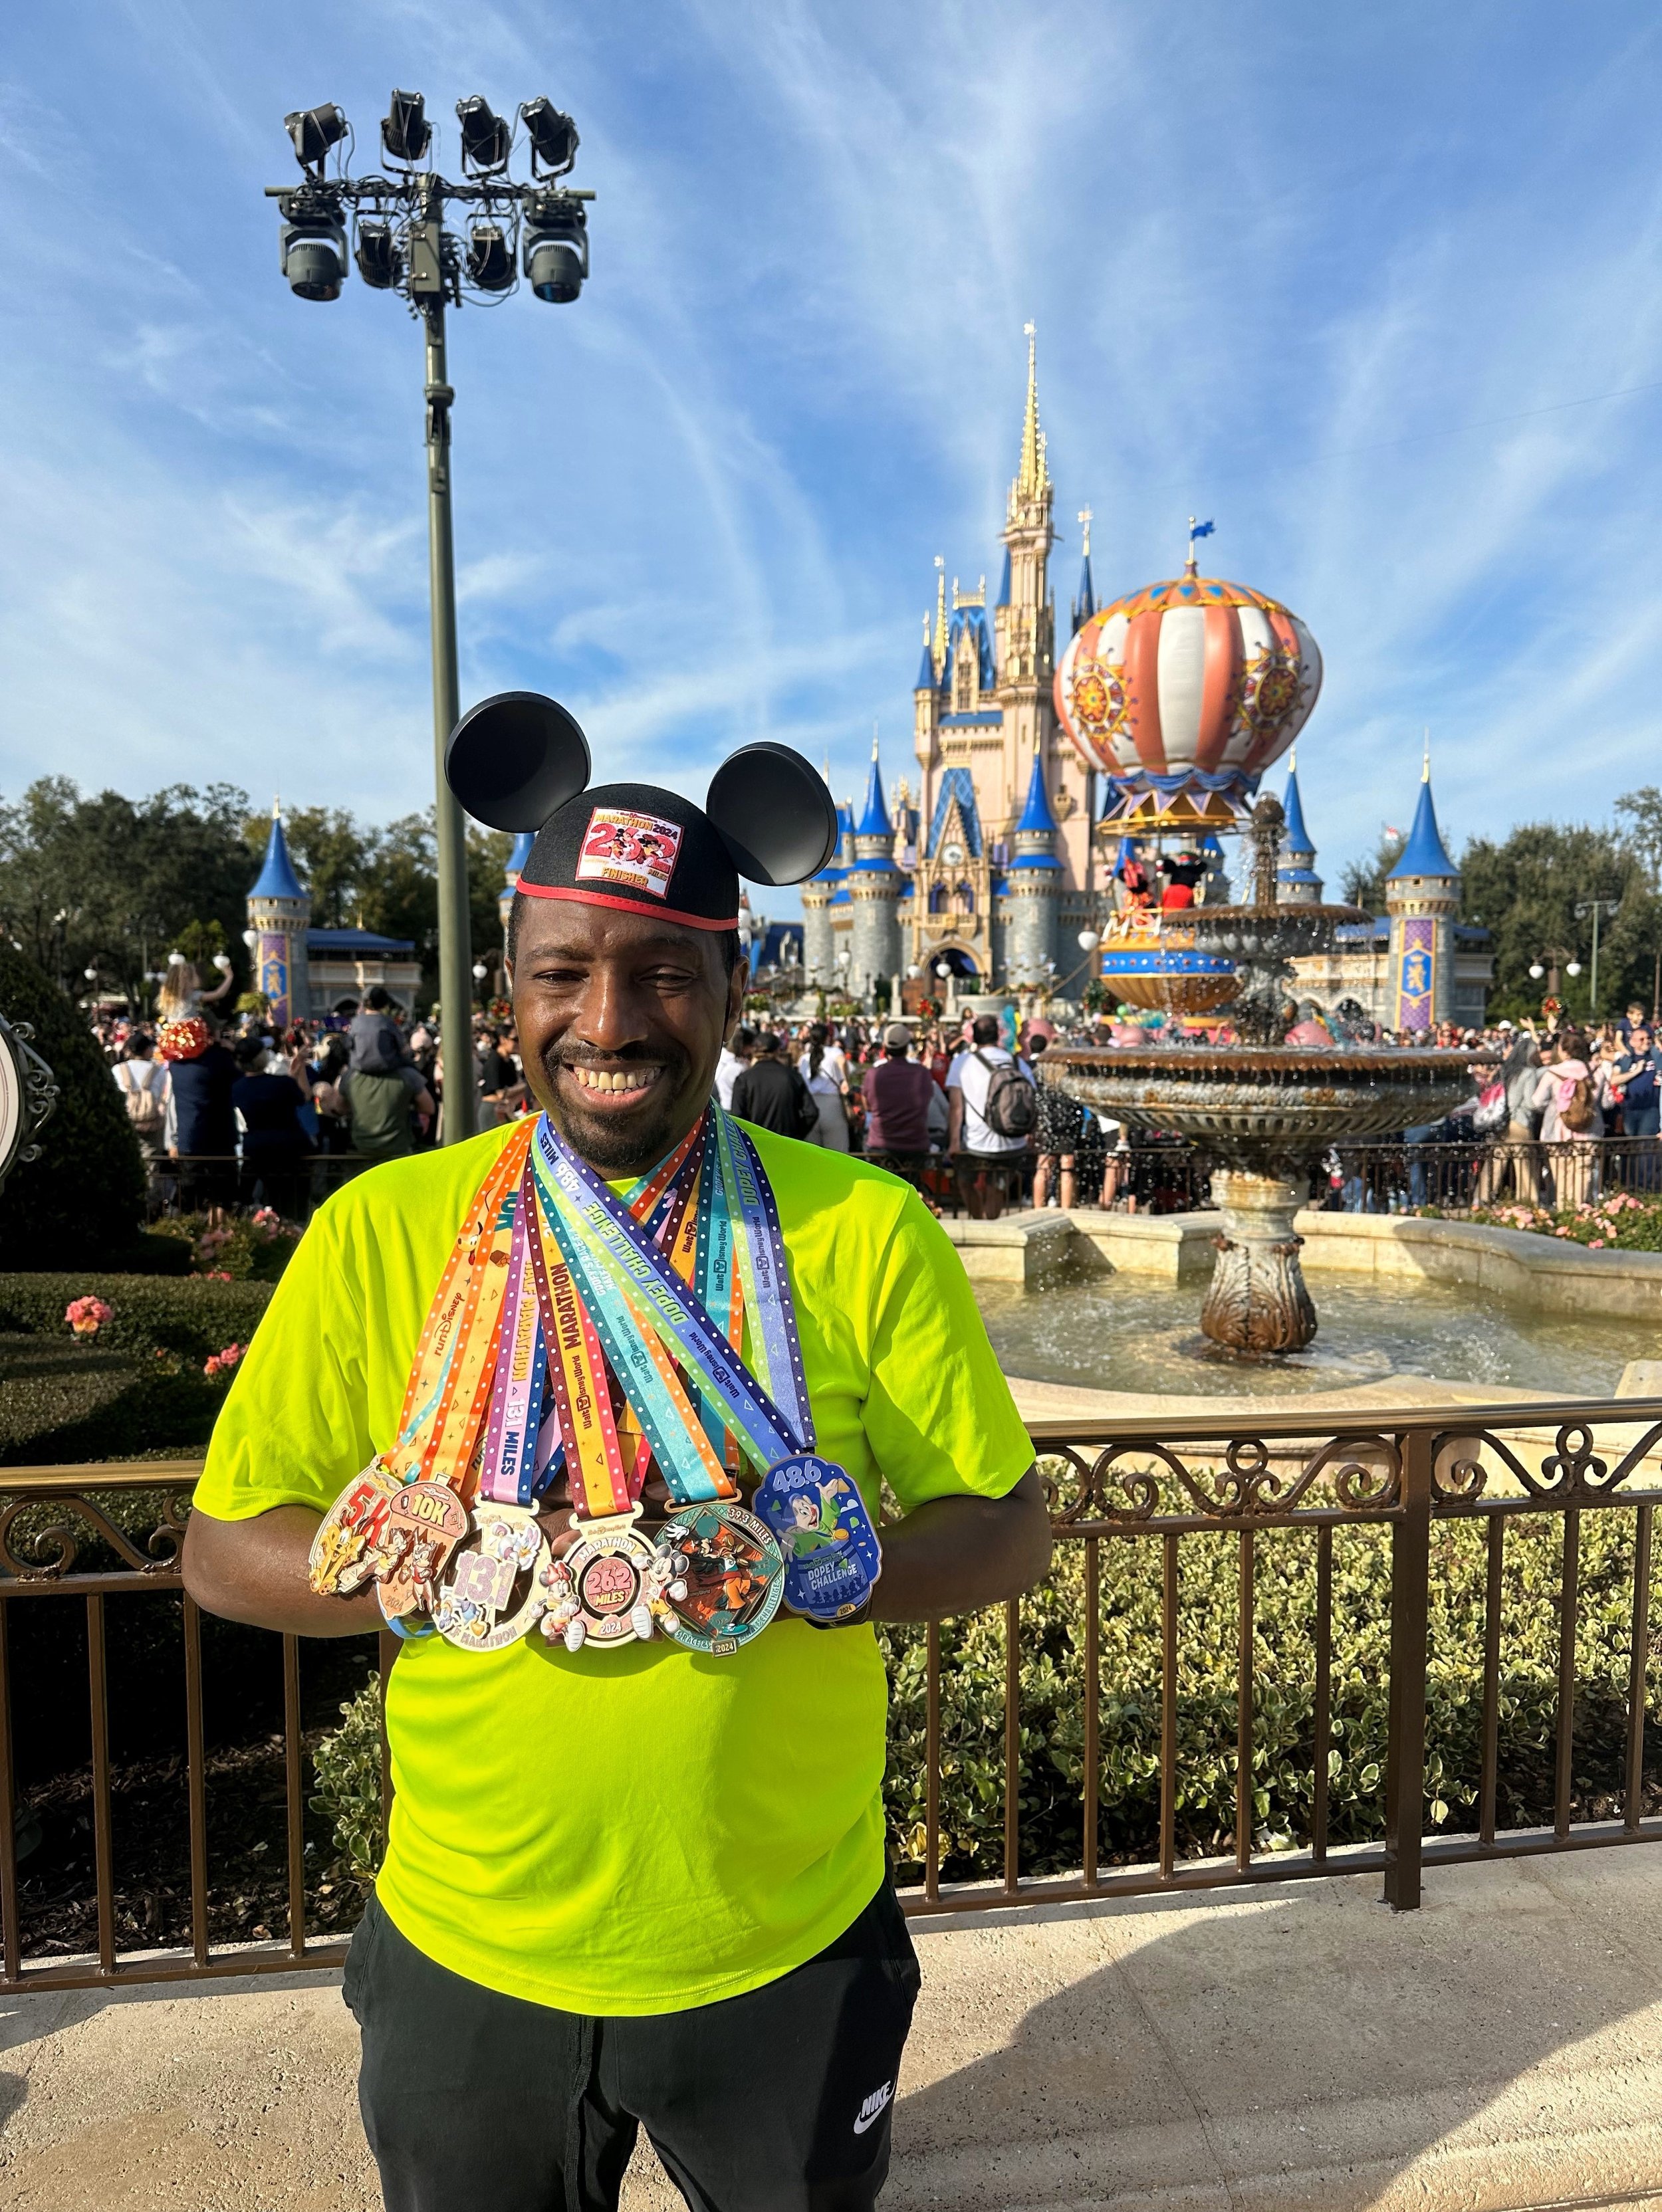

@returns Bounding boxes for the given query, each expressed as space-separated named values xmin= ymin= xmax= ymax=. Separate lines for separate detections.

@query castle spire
xmin=1011 ymin=321 xmax=1050 ymax=508
xmin=1072 ymin=504 xmax=1096 ymax=635
xmin=931 ymin=556 xmax=948 ymax=678
xmin=856 ymin=737 xmax=892 ymax=839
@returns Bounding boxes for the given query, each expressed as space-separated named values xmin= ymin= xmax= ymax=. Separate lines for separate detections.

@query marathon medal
xmin=754 ymin=1454 xmax=882 ymax=1624
xmin=652 ymin=1501 xmax=785 ymax=1656
xmin=544 ymin=1509 xmax=668 ymax=1653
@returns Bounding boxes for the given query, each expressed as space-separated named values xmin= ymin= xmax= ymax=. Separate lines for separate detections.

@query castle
xmin=802 ymin=330 xmax=1099 ymax=1004
xmin=245 ymin=805 xmax=421 ymax=1023
xmin=796 ymin=331 xmax=1491 ymax=1033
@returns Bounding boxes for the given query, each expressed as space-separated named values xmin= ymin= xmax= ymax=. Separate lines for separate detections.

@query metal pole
xmin=420 ymin=283 xmax=476 ymax=1144
xmin=1591 ymin=902 xmax=1602 ymax=1018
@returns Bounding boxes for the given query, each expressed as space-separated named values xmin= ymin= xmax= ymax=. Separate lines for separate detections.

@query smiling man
xmin=182 ymin=711 xmax=1049 ymax=2212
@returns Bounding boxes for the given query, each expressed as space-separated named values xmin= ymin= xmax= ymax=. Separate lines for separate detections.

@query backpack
xmin=975 ymin=1050 xmax=1038 ymax=1140
xmin=1558 ymin=1074 xmax=1595 ymax=1133
xmin=1471 ymin=1078 xmax=1508 ymax=1137
xmin=116 ymin=1060 xmax=165 ymax=1135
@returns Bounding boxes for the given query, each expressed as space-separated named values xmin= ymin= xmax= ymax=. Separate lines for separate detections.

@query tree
xmin=1340 ymin=831 xmax=1405 ymax=913
xmin=1459 ymin=820 xmax=1655 ymax=1022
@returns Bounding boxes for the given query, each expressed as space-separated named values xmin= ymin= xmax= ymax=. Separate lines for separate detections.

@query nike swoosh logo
xmin=852 ymin=2087 xmax=893 ymax=2135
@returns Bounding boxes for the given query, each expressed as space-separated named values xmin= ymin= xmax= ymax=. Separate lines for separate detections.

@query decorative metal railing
xmin=2 ymin=1400 xmax=1659 ymax=1985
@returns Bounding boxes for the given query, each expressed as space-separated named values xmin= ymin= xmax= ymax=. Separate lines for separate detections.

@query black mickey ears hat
xmin=445 ymin=691 xmax=838 ymax=932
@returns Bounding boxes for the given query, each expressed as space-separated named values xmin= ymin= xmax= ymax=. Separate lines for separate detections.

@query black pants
xmin=343 ymin=1882 xmax=919 ymax=2212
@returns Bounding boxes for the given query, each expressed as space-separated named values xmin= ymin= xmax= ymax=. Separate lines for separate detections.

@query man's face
xmin=509 ymin=901 xmax=744 ymax=1174
xmin=1633 ymin=1030 xmax=1652 ymax=1055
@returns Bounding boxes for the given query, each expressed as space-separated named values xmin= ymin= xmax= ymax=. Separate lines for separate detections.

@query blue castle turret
xmin=1277 ymin=751 xmax=1323 ymax=905
xmin=1070 ymin=507 xmax=1096 ymax=636
xmin=1386 ymin=750 xmax=1460 ymax=1032
xmin=1005 ymin=746 xmax=1062 ymax=986
xmin=246 ymin=803 xmax=310 ymax=1026
xmin=848 ymin=739 xmax=901 ymax=997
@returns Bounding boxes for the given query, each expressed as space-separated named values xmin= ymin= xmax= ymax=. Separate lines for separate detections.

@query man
xmin=183 ymin=711 xmax=1049 ymax=2212
xmin=1611 ymin=1023 xmax=1661 ymax=1190
xmin=862 ymin=1023 xmax=935 ymax=1186
xmin=946 ymin=1013 xmax=1034 ymax=1220
xmin=730 ymin=1030 xmax=816 ymax=1139
xmin=713 ymin=1020 xmax=756 ymax=1110
xmin=231 ymin=1032 xmax=312 ymax=1220
xmin=160 ymin=1016 xmax=238 ymax=1212
xmin=340 ymin=1055 xmax=435 ymax=1168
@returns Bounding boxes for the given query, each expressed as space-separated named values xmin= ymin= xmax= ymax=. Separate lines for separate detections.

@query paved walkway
xmin=1 ymin=1853 xmax=1660 ymax=2211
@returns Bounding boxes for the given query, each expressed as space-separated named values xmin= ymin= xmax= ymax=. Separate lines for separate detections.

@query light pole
xmin=1574 ymin=897 xmax=1621 ymax=1020
xmin=266 ymin=92 xmax=594 ymax=1143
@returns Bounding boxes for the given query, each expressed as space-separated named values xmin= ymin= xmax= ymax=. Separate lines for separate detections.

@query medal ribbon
xmin=386 ymin=1121 xmax=533 ymax=1495
xmin=531 ymin=1140 xmax=735 ymax=1506
xmin=531 ymin=1113 xmax=806 ymax=1478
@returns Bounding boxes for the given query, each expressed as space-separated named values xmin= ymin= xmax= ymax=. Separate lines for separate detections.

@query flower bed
xmin=1443 ymin=1190 xmax=1662 ymax=1252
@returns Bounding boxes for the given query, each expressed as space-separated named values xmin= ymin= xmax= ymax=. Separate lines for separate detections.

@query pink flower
xmin=203 ymin=1341 xmax=245 ymax=1380
xmin=64 ymin=1295 xmax=113 ymax=1337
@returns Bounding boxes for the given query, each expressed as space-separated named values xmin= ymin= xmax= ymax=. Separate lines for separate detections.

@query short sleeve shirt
xmin=946 ymin=1048 xmax=1032 ymax=1153
xmin=193 ymin=1125 xmax=1032 ymax=2016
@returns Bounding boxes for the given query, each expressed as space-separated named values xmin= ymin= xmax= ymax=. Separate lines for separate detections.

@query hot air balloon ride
xmin=1058 ymin=525 xmax=1324 ymax=1016
xmin=1054 ymin=522 xmax=1322 ymax=835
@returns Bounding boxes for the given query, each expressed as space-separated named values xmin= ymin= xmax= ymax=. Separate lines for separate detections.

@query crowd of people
xmin=92 ymin=979 xmax=1662 ymax=1228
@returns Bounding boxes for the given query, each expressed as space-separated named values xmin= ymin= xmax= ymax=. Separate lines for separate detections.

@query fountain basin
xmin=1050 ymin=1046 xmax=1483 ymax=1157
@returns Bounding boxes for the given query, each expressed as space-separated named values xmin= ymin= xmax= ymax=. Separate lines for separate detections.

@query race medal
xmin=308 ymin=1461 xmax=401 ymax=1597
xmin=754 ymin=1455 xmax=882 ymax=1624
xmin=433 ymin=1502 xmax=550 ymax=1652
xmin=376 ymin=1482 xmax=470 ymax=1626
xmin=652 ymin=1501 xmax=785 ymax=1656
xmin=552 ymin=1513 xmax=665 ymax=1652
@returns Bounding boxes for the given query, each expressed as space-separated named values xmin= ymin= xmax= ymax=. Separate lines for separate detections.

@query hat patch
xmin=576 ymin=807 xmax=683 ymax=901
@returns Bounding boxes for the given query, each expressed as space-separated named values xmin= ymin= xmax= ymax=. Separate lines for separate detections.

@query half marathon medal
xmin=433 ymin=1501 xmax=550 ymax=1652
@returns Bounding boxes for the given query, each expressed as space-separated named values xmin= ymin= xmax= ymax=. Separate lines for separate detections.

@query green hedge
xmin=0 ymin=1273 xmax=275 ymax=1464
xmin=0 ymin=946 xmax=146 ymax=1262
xmin=308 ymin=1502 xmax=1659 ymax=1891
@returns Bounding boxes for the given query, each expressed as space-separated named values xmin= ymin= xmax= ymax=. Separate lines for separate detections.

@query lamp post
xmin=1574 ymin=898 xmax=1621 ymax=1019
xmin=265 ymin=92 xmax=594 ymax=1143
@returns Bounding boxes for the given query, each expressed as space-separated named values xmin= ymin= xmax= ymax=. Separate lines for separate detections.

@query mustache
xmin=542 ymin=1042 xmax=686 ymax=1069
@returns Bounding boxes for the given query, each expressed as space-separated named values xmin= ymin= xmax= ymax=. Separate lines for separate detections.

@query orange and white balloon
xmin=1054 ymin=572 xmax=1322 ymax=788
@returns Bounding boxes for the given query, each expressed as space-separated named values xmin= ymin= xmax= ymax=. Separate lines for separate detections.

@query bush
xmin=309 ymin=1501 xmax=1661 ymax=1892
xmin=0 ymin=944 xmax=146 ymax=1262
xmin=0 ymin=1272 xmax=274 ymax=1462
xmin=1445 ymin=1189 xmax=1662 ymax=1251
xmin=147 ymin=1210 xmax=300 ymax=1282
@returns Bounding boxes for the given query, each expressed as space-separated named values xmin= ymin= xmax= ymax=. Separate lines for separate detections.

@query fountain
xmin=1051 ymin=798 xmax=1482 ymax=1357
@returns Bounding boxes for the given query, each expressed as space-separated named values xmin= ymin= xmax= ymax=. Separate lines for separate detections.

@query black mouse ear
xmin=704 ymin=743 xmax=839 ymax=887
xmin=444 ymin=691 xmax=591 ymax=831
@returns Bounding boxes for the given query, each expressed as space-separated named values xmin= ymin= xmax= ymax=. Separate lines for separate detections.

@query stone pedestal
xmin=1199 ymin=1169 xmax=1317 ymax=1354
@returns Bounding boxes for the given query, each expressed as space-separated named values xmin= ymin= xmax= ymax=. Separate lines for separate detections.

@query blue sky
xmin=4 ymin=2 xmax=1662 ymax=923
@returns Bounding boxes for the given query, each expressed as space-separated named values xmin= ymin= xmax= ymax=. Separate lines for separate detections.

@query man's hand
xmin=867 ymin=1466 xmax=1050 ymax=1624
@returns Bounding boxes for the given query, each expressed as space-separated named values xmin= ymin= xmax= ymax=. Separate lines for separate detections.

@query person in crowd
xmin=160 ymin=1018 xmax=239 ymax=1213
xmin=800 ymin=1023 xmax=850 ymax=1151
xmin=112 ymin=1030 xmax=170 ymax=1184
xmin=714 ymin=1022 xmax=756 ymax=1111
xmin=1609 ymin=1022 xmax=1661 ymax=1188
xmin=350 ymin=986 xmax=414 ymax=1075
xmin=731 ymin=1031 xmax=818 ymax=1139
xmin=1472 ymin=1029 xmax=1542 ymax=1206
xmin=946 ymin=1014 xmax=1034 ymax=1221
xmin=862 ymin=1024 xmax=937 ymax=1192
xmin=309 ymin=1034 xmax=354 ymax=1157
xmin=1533 ymin=1028 xmax=1602 ymax=1208
xmin=231 ymin=1032 xmax=313 ymax=1219
xmin=1028 ymin=1034 xmax=1086 ymax=1210
xmin=340 ymin=1055 xmax=436 ymax=1170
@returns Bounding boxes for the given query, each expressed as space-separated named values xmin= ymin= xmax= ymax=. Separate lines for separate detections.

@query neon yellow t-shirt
xmin=195 ymin=1121 xmax=1032 ymax=2015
